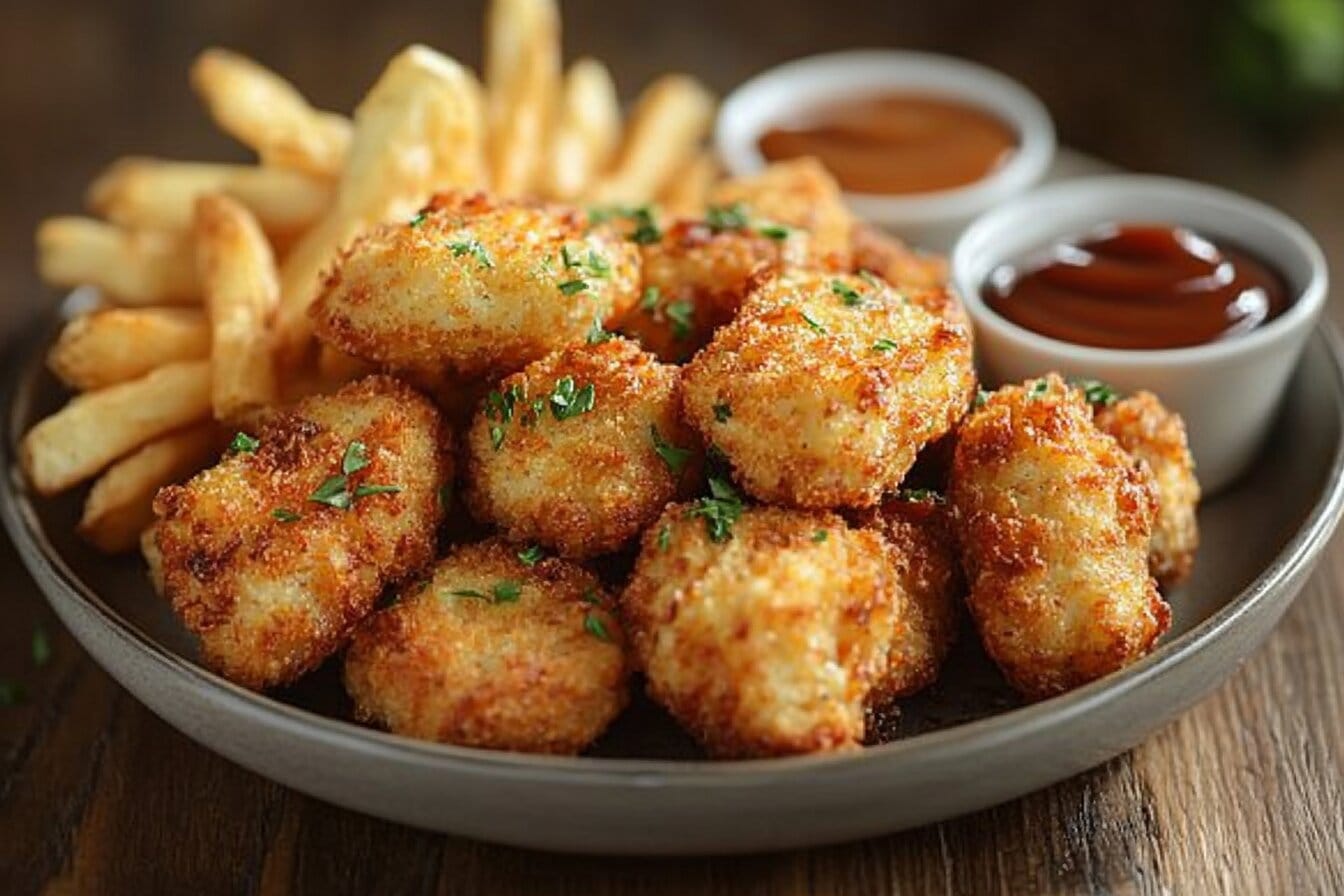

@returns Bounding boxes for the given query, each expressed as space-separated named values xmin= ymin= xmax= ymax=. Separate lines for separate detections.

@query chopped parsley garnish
xmin=490 ymin=425 xmax=505 ymax=451
xmin=872 ymin=338 xmax=899 ymax=352
xmin=309 ymin=474 xmax=353 ymax=509
xmin=712 ymin=403 xmax=732 ymax=423
xmin=757 ymin=223 xmax=791 ymax=240
xmin=706 ymin=202 xmax=749 ymax=232
xmin=353 ymin=484 xmax=401 ymax=499
xmin=831 ymin=279 xmax=864 ymax=306
xmin=665 ymin=300 xmax=694 ymax=340
xmin=657 ymin=525 xmax=672 ymax=552
xmin=272 ymin=508 xmax=302 ymax=523
xmin=812 ymin=529 xmax=829 ymax=543
xmin=686 ymin=475 xmax=744 ymax=543
xmin=581 ymin=586 xmax=602 ymax=605
xmin=485 ymin=385 xmax=524 ymax=423
xmin=31 ymin=626 xmax=50 ymax=667
xmin=640 ymin=286 xmax=661 ymax=313
xmin=448 ymin=237 xmax=494 ymax=269
xmin=549 ymin=376 xmax=596 ymax=420
xmin=342 ymin=441 xmax=370 ymax=475
xmin=562 ymin=244 xmax=611 ymax=278
xmin=973 ymin=389 xmax=992 ymax=409
xmin=1029 ymin=380 xmax=1049 ymax=398
xmin=229 ymin=432 xmax=260 ymax=454
xmin=800 ymin=309 xmax=827 ymax=334
xmin=451 ymin=580 xmax=522 ymax=604
xmin=1072 ymin=378 xmax=1119 ymax=406
xmin=587 ymin=317 xmax=613 ymax=344
xmin=307 ymin=441 xmax=400 ymax=509
xmin=899 ymin=488 xmax=944 ymax=503
xmin=518 ymin=544 xmax=545 ymax=566
xmin=584 ymin=613 xmax=613 ymax=642
xmin=558 ymin=278 xmax=588 ymax=296
xmin=858 ymin=269 xmax=884 ymax=289
xmin=650 ymin=425 xmax=692 ymax=474
xmin=0 ymin=680 xmax=25 ymax=706
xmin=408 ymin=210 xmax=428 ymax=228
xmin=629 ymin=207 xmax=662 ymax=244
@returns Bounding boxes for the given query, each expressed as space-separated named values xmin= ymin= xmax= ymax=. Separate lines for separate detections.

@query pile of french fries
xmin=22 ymin=0 xmax=719 ymax=554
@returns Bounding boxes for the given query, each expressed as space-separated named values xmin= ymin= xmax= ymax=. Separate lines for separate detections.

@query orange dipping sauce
xmin=983 ymin=224 xmax=1292 ymax=350
xmin=758 ymin=93 xmax=1017 ymax=195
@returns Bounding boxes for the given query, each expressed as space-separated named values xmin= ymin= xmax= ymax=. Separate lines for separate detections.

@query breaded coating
xmin=849 ymin=494 xmax=962 ymax=702
xmin=621 ymin=220 xmax=826 ymax=363
xmin=153 ymin=376 xmax=450 ymax=690
xmin=620 ymin=504 xmax=896 ymax=758
xmin=950 ymin=375 xmax=1170 ymax=700
xmin=310 ymin=191 xmax=641 ymax=381
xmin=849 ymin=223 xmax=970 ymax=333
xmin=344 ymin=538 xmax=629 ymax=754
xmin=1093 ymin=390 xmax=1200 ymax=587
xmin=464 ymin=338 xmax=700 ymax=558
xmin=682 ymin=270 xmax=976 ymax=508
xmin=707 ymin=158 xmax=854 ymax=263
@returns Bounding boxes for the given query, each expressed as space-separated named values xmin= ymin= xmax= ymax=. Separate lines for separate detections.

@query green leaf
xmin=831 ymin=279 xmax=864 ymax=306
xmin=640 ymin=286 xmax=661 ymax=313
xmin=229 ymin=432 xmax=260 ymax=454
xmin=713 ymin=403 xmax=732 ymax=423
xmin=687 ymin=475 xmax=744 ymax=543
xmin=309 ymin=474 xmax=351 ymax=509
xmin=492 ymin=580 xmax=522 ymax=603
xmin=665 ymin=300 xmax=694 ymax=340
xmin=800 ymin=309 xmax=827 ymax=334
xmin=558 ymin=279 xmax=588 ymax=296
xmin=1071 ymin=378 xmax=1120 ymax=406
xmin=518 ymin=545 xmax=545 ymax=566
xmin=812 ymin=529 xmax=828 ymax=543
xmin=872 ymin=338 xmax=899 ymax=352
xmin=353 ymin=483 xmax=401 ymax=499
xmin=342 ymin=441 xmax=370 ymax=475
xmin=584 ymin=612 xmax=613 ymax=642
xmin=706 ymin=202 xmax=749 ymax=232
xmin=550 ymin=377 xmax=596 ymax=420
xmin=272 ymin=508 xmax=302 ymax=523
xmin=650 ymin=425 xmax=692 ymax=474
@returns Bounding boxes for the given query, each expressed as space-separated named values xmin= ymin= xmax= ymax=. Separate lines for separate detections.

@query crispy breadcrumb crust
xmin=706 ymin=157 xmax=855 ymax=264
xmin=620 ymin=504 xmax=896 ymax=758
xmin=682 ymin=269 xmax=976 ymax=508
xmin=152 ymin=376 xmax=451 ymax=690
xmin=849 ymin=496 xmax=962 ymax=702
xmin=1093 ymin=391 xmax=1201 ymax=587
xmin=949 ymin=374 xmax=1170 ymax=700
xmin=344 ymin=538 xmax=629 ymax=754
xmin=310 ymin=191 xmax=641 ymax=381
xmin=464 ymin=338 xmax=701 ymax=558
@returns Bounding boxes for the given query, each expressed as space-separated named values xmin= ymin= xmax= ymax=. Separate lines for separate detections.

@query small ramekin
xmin=715 ymin=49 xmax=1056 ymax=250
xmin=952 ymin=174 xmax=1329 ymax=493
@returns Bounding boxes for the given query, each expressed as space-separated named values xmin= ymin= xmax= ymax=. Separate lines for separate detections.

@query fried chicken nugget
xmin=950 ymin=375 xmax=1170 ymax=700
xmin=1092 ymin=390 xmax=1200 ymax=587
xmin=620 ymin=504 xmax=896 ymax=757
xmin=464 ymin=337 xmax=700 ymax=557
xmin=344 ymin=538 xmax=629 ymax=754
xmin=153 ymin=376 xmax=450 ymax=690
xmin=682 ymin=270 xmax=975 ymax=508
xmin=849 ymin=222 xmax=970 ymax=333
xmin=310 ymin=191 xmax=641 ymax=381
xmin=706 ymin=157 xmax=854 ymax=263
xmin=849 ymin=493 xmax=962 ymax=702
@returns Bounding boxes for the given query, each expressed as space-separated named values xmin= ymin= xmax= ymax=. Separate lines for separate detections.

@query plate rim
xmin=5 ymin=318 xmax=1344 ymax=788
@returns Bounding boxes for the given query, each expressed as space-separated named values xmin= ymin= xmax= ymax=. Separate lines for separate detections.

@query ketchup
xmin=983 ymin=224 xmax=1291 ymax=350
xmin=758 ymin=93 xmax=1017 ymax=195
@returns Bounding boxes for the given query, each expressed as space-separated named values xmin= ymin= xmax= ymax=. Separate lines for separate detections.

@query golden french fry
xmin=657 ymin=150 xmax=723 ymax=218
xmin=194 ymin=194 xmax=280 ymax=422
xmin=78 ymin=423 xmax=221 ymax=553
xmin=47 ymin=307 xmax=210 ymax=390
xmin=541 ymin=58 xmax=621 ymax=200
xmin=37 ymin=217 xmax=198 ymax=305
xmin=190 ymin=48 xmax=352 ymax=178
xmin=588 ymin=74 xmax=716 ymax=205
xmin=485 ymin=0 xmax=561 ymax=194
xmin=88 ymin=157 xmax=333 ymax=242
xmin=273 ymin=45 xmax=484 ymax=361
xmin=21 ymin=360 xmax=213 ymax=495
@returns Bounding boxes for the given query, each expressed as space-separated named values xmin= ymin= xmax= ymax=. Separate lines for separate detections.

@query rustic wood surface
xmin=2 ymin=1 xmax=1342 ymax=892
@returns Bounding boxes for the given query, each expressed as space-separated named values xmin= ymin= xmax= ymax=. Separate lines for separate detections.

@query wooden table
xmin=2 ymin=1 xmax=1342 ymax=892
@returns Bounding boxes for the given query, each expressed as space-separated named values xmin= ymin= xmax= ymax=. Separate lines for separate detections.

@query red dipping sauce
xmin=983 ymin=223 xmax=1291 ymax=350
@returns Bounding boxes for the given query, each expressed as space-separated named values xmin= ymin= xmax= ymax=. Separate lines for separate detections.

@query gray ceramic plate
xmin=4 ymin=311 xmax=1344 ymax=854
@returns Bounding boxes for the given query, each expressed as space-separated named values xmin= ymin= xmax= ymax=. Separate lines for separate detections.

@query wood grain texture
xmin=2 ymin=0 xmax=1343 ymax=892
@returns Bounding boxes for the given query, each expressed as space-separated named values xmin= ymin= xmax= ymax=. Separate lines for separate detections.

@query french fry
xmin=273 ymin=45 xmax=484 ymax=361
xmin=21 ymin=360 xmax=213 ymax=495
xmin=657 ymin=150 xmax=722 ymax=218
xmin=195 ymin=195 xmax=280 ymax=422
xmin=88 ymin=157 xmax=333 ymax=242
xmin=47 ymin=307 xmax=210 ymax=390
xmin=484 ymin=0 xmax=561 ymax=194
xmin=78 ymin=423 xmax=221 ymax=553
xmin=190 ymin=48 xmax=352 ymax=178
xmin=587 ymin=74 xmax=716 ymax=205
xmin=541 ymin=58 xmax=621 ymax=200
xmin=36 ymin=217 xmax=198 ymax=305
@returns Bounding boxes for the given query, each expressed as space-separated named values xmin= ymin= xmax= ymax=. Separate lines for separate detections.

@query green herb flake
xmin=549 ymin=377 xmax=596 ymax=420
xmin=800 ymin=309 xmax=827 ymax=334
xmin=687 ymin=475 xmax=744 ymax=543
xmin=581 ymin=586 xmax=602 ymax=605
xmin=899 ymin=488 xmax=945 ymax=504
xmin=0 ymin=680 xmax=25 ymax=706
xmin=657 ymin=525 xmax=672 ymax=552
xmin=584 ymin=612 xmax=613 ymax=642
xmin=587 ymin=317 xmax=613 ymax=345
xmin=630 ymin=207 xmax=662 ymax=244
xmin=449 ymin=588 xmax=490 ymax=601
xmin=706 ymin=202 xmax=749 ymax=233
xmin=448 ymin=237 xmax=494 ymax=269
xmin=1072 ymin=378 xmax=1119 ymax=406
xmin=872 ymin=338 xmax=900 ymax=353
xmin=309 ymin=474 xmax=352 ymax=509
xmin=640 ymin=286 xmax=662 ymax=313
xmin=342 ymin=441 xmax=370 ymax=475
xmin=353 ymin=483 xmax=401 ymax=499
xmin=272 ymin=507 xmax=302 ymax=523
xmin=229 ymin=432 xmax=260 ymax=454
xmin=490 ymin=425 xmax=506 ymax=451
xmin=1029 ymin=380 xmax=1049 ymax=399
xmin=713 ymin=403 xmax=732 ymax=423
xmin=858 ymin=269 xmax=884 ymax=289
xmin=757 ymin=223 xmax=790 ymax=240
xmin=31 ymin=626 xmax=50 ymax=667
xmin=665 ymin=300 xmax=694 ymax=340
xmin=812 ymin=529 xmax=829 ymax=543
xmin=973 ymin=389 xmax=993 ymax=410
xmin=408 ymin=210 xmax=428 ymax=228
xmin=518 ymin=545 xmax=545 ymax=567
xmin=650 ymin=425 xmax=692 ymax=474
xmin=831 ymin=279 xmax=864 ymax=306
xmin=492 ymin=580 xmax=522 ymax=603
xmin=558 ymin=278 xmax=588 ymax=296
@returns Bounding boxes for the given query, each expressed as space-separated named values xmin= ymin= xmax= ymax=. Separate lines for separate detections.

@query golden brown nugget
xmin=850 ymin=493 xmax=962 ymax=702
xmin=153 ymin=376 xmax=451 ymax=690
xmin=620 ymin=503 xmax=896 ymax=758
xmin=622 ymin=217 xmax=828 ymax=363
xmin=682 ymin=270 xmax=975 ymax=508
xmin=310 ymin=191 xmax=641 ymax=381
xmin=464 ymin=338 xmax=699 ymax=558
xmin=344 ymin=538 xmax=629 ymax=754
xmin=1092 ymin=389 xmax=1200 ymax=587
xmin=706 ymin=157 xmax=854 ymax=263
xmin=950 ymin=375 xmax=1170 ymax=700
xmin=848 ymin=223 xmax=970 ymax=333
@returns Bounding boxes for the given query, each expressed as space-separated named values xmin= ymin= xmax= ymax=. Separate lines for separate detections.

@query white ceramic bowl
xmin=953 ymin=174 xmax=1329 ymax=494
xmin=715 ymin=49 xmax=1056 ymax=250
